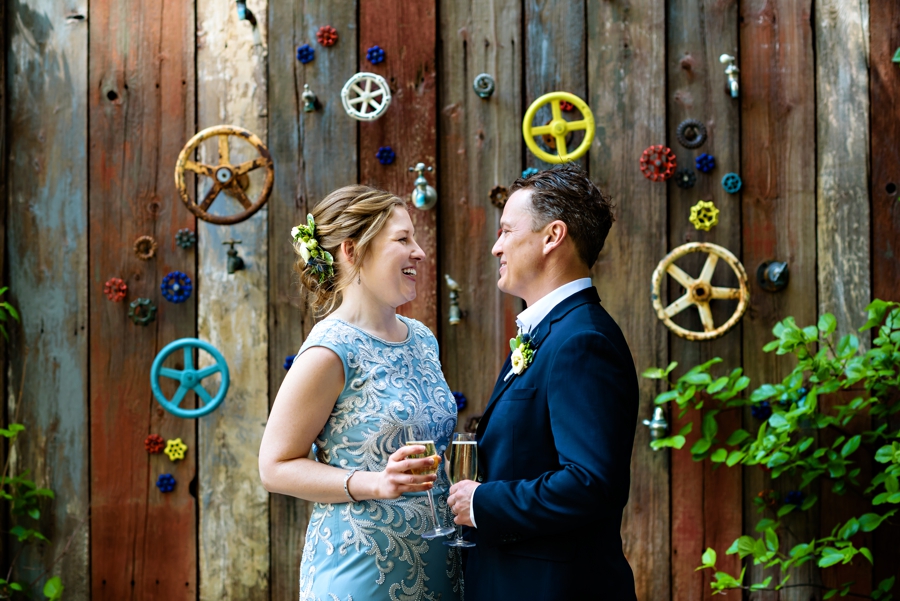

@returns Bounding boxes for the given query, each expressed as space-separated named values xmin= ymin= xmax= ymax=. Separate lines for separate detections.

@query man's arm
xmin=472 ymin=330 xmax=638 ymax=545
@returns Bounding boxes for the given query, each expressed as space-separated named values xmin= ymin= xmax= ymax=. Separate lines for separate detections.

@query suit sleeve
xmin=472 ymin=330 xmax=639 ymax=544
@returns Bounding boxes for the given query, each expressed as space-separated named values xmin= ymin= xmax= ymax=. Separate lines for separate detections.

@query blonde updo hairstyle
xmin=294 ymin=185 xmax=406 ymax=315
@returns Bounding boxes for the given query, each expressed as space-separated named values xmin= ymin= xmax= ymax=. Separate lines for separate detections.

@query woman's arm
xmin=258 ymin=346 xmax=438 ymax=503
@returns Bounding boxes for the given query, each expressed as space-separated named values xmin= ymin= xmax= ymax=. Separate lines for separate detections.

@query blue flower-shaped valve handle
xmin=721 ymin=172 xmax=742 ymax=194
xmin=161 ymin=271 xmax=193 ymax=303
xmin=296 ymin=44 xmax=315 ymax=64
xmin=151 ymin=338 xmax=230 ymax=418
xmin=366 ymin=45 xmax=386 ymax=64
xmin=695 ymin=153 xmax=716 ymax=173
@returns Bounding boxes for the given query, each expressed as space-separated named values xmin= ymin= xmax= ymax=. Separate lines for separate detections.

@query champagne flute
xmin=403 ymin=423 xmax=456 ymax=539
xmin=443 ymin=432 xmax=478 ymax=548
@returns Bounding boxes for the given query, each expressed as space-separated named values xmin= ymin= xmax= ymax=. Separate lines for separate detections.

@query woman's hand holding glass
xmin=376 ymin=445 xmax=441 ymax=499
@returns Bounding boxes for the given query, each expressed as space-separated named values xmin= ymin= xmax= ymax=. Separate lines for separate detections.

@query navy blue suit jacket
xmin=466 ymin=287 xmax=639 ymax=601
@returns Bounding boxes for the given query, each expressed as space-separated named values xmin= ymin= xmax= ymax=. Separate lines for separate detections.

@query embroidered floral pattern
xmin=297 ymin=317 xmax=461 ymax=601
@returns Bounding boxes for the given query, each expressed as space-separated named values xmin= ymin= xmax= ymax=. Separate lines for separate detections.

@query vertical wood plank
xmin=267 ymin=2 xmax=358 ymax=598
xmin=0 ymin=0 xmax=7 ymax=572
xmin=6 ymin=1 xmax=89 ymax=595
xmin=359 ymin=0 xmax=438 ymax=333
xmin=196 ymin=1 xmax=269 ymax=598
xmin=437 ymin=0 xmax=522 ymax=422
xmin=88 ymin=0 xmax=197 ymax=597
xmin=740 ymin=1 xmax=818 ymax=599
xmin=524 ymin=0 xmax=587 ymax=172
xmin=587 ymin=1 xmax=670 ymax=599
xmin=666 ymin=0 xmax=742 ymax=598
xmin=868 ymin=0 xmax=900 ymax=587
xmin=815 ymin=0 xmax=871 ymax=342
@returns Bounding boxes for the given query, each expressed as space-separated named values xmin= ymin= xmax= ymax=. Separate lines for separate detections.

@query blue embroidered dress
xmin=296 ymin=316 xmax=461 ymax=601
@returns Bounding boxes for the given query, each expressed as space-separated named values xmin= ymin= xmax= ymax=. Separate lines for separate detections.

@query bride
xmin=258 ymin=185 xmax=461 ymax=601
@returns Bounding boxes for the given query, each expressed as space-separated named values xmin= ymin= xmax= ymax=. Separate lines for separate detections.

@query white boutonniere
xmin=504 ymin=329 xmax=535 ymax=381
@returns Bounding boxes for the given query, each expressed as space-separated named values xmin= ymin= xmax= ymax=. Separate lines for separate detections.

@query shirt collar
xmin=516 ymin=278 xmax=593 ymax=333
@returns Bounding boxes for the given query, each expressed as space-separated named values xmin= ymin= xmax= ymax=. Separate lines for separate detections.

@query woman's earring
xmin=357 ymin=274 xmax=361 ymax=285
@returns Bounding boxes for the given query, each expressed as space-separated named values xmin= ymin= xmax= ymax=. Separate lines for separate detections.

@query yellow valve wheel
xmin=522 ymin=92 xmax=594 ymax=164
xmin=165 ymin=438 xmax=188 ymax=462
xmin=651 ymin=242 xmax=750 ymax=341
xmin=689 ymin=200 xmax=720 ymax=231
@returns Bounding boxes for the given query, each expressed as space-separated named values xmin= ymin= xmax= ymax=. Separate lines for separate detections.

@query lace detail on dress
xmin=297 ymin=317 xmax=460 ymax=601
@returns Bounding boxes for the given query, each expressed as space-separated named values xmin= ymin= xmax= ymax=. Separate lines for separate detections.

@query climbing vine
xmin=644 ymin=299 xmax=900 ymax=599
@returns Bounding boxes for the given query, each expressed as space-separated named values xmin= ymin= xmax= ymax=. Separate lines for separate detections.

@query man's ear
xmin=542 ymin=220 xmax=568 ymax=255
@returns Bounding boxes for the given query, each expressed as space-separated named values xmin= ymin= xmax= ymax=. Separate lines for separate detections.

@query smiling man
xmin=447 ymin=163 xmax=640 ymax=600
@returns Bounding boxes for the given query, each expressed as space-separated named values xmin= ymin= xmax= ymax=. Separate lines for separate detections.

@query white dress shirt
xmin=470 ymin=277 xmax=593 ymax=527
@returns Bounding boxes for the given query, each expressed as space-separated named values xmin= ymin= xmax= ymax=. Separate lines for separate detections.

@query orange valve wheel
xmin=174 ymin=125 xmax=274 ymax=225
xmin=650 ymin=242 xmax=750 ymax=341
xmin=522 ymin=92 xmax=594 ymax=164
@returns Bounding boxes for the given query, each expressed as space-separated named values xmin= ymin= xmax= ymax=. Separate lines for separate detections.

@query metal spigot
xmin=302 ymin=84 xmax=318 ymax=113
xmin=235 ymin=0 xmax=257 ymax=25
xmin=719 ymin=54 xmax=739 ymax=98
xmin=757 ymin=260 xmax=789 ymax=292
xmin=223 ymin=239 xmax=245 ymax=274
xmin=445 ymin=274 xmax=462 ymax=325
xmin=642 ymin=406 xmax=669 ymax=447
xmin=408 ymin=163 xmax=437 ymax=210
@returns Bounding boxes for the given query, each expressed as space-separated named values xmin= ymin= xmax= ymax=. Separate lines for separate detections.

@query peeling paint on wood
xmin=587 ymin=0 xmax=670 ymax=598
xmin=88 ymin=0 xmax=198 ymax=596
xmin=741 ymin=1 xmax=818 ymax=599
xmin=7 ymin=0 xmax=90 ymax=595
xmin=665 ymin=4 xmax=742 ymax=595
xmin=196 ymin=0 xmax=269 ymax=597
xmin=816 ymin=0 xmax=871 ymax=347
xmin=438 ymin=0 xmax=522 ymax=427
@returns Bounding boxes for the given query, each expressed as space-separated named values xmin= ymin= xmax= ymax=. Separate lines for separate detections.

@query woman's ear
xmin=340 ymin=239 xmax=356 ymax=265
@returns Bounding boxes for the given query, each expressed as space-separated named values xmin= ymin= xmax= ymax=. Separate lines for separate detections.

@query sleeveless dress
xmin=296 ymin=315 xmax=462 ymax=601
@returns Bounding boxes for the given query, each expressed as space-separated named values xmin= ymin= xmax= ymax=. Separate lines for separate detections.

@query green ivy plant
xmin=0 ymin=291 xmax=63 ymax=600
xmin=644 ymin=299 xmax=900 ymax=599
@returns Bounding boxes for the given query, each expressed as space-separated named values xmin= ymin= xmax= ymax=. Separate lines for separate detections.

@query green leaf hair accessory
xmin=291 ymin=213 xmax=335 ymax=283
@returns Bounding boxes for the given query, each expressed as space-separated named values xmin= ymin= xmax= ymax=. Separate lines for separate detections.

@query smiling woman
xmin=260 ymin=184 xmax=461 ymax=601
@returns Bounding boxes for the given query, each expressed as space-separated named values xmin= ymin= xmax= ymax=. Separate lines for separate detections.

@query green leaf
xmin=726 ymin=429 xmax=751 ymax=446
xmin=764 ymin=528 xmax=779 ymax=552
xmin=837 ymin=334 xmax=859 ymax=359
xmin=861 ymin=547 xmax=874 ymax=564
xmin=823 ymin=590 xmax=837 ymax=600
xmin=818 ymin=548 xmax=845 ymax=568
xmin=650 ymin=435 xmax=686 ymax=451
xmin=875 ymin=445 xmax=896 ymax=464
xmin=751 ymin=384 xmax=778 ymax=402
xmin=9 ymin=582 xmax=23 ymax=591
xmin=841 ymin=435 xmax=861 ymax=458
xmin=683 ymin=372 xmax=712 ymax=386
xmin=777 ymin=504 xmax=796 ymax=517
xmin=702 ymin=411 xmax=719 ymax=440
xmin=691 ymin=437 xmax=712 ymax=456
xmin=818 ymin=313 xmax=837 ymax=335
xmin=768 ymin=413 xmax=789 ymax=430
xmin=726 ymin=450 xmax=746 ymax=467
xmin=859 ymin=511 xmax=897 ymax=532
xmin=751 ymin=576 xmax=773 ymax=590
xmin=711 ymin=448 xmax=728 ymax=463
xmin=43 ymin=576 xmax=63 ymax=600
xmin=28 ymin=507 xmax=40 ymax=520
xmin=642 ymin=367 xmax=667 ymax=379
xmin=701 ymin=547 xmax=717 ymax=568
xmin=801 ymin=494 xmax=818 ymax=511
xmin=878 ymin=576 xmax=896 ymax=592
xmin=838 ymin=517 xmax=859 ymax=540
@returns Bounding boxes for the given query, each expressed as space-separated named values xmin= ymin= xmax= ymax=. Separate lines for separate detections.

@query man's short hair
xmin=509 ymin=163 xmax=615 ymax=269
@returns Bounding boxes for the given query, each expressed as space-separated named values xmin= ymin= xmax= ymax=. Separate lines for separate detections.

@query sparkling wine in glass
xmin=444 ymin=432 xmax=478 ymax=547
xmin=404 ymin=424 xmax=455 ymax=539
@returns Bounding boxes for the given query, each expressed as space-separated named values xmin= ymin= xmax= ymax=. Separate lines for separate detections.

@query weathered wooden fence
xmin=2 ymin=0 xmax=899 ymax=599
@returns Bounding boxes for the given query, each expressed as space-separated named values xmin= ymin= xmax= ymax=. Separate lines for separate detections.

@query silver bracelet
xmin=343 ymin=468 xmax=359 ymax=503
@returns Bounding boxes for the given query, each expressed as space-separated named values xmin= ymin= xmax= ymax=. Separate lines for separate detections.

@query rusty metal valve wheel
xmin=134 ymin=235 xmax=158 ymax=261
xmin=640 ymin=145 xmax=677 ymax=182
xmin=651 ymin=242 xmax=750 ymax=341
xmin=675 ymin=119 xmax=708 ymax=149
xmin=104 ymin=277 xmax=128 ymax=302
xmin=174 ymin=125 xmax=274 ymax=226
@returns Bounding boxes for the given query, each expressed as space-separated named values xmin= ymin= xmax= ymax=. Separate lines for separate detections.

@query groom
xmin=447 ymin=163 xmax=639 ymax=600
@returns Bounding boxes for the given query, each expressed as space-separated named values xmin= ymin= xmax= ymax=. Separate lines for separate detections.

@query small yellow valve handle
xmin=522 ymin=92 xmax=595 ymax=164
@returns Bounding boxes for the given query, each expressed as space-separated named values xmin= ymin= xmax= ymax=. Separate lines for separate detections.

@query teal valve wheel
xmin=151 ymin=338 xmax=230 ymax=418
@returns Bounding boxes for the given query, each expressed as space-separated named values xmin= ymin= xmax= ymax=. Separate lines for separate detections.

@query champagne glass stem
xmin=425 ymin=489 xmax=440 ymax=529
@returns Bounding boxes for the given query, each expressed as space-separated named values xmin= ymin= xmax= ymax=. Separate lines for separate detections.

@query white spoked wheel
xmin=341 ymin=72 xmax=392 ymax=121
xmin=650 ymin=242 xmax=750 ymax=341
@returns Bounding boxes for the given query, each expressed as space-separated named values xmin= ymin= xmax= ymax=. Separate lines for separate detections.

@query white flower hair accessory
xmin=291 ymin=213 xmax=335 ymax=284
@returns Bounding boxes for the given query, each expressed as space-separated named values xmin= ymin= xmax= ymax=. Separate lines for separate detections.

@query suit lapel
xmin=476 ymin=287 xmax=601 ymax=439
